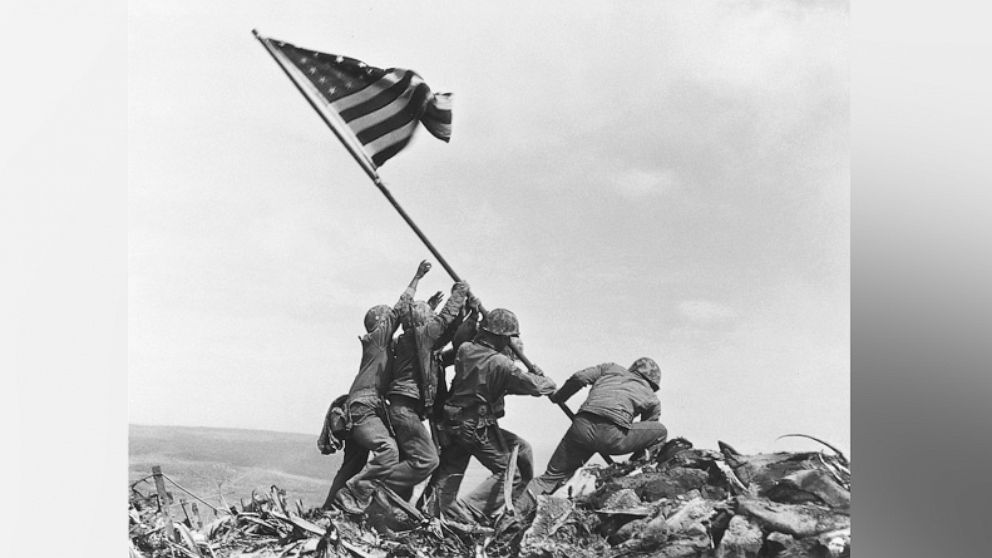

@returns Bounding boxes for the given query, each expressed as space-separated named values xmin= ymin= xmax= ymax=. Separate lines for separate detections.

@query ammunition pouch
xmin=441 ymin=403 xmax=499 ymax=449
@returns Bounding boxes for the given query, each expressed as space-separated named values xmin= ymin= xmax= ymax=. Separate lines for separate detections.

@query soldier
xmin=382 ymin=279 xmax=470 ymax=500
xmin=519 ymin=357 xmax=667 ymax=513
xmin=430 ymin=308 xmax=557 ymax=522
xmin=321 ymin=260 xmax=432 ymax=513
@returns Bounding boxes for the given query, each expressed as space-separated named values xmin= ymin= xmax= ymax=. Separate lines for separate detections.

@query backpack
xmin=317 ymin=395 xmax=351 ymax=454
xmin=327 ymin=394 xmax=352 ymax=438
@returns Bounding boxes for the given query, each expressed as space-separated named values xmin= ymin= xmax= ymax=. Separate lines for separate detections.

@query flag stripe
xmin=364 ymin=119 xmax=420 ymax=160
xmin=262 ymin=34 xmax=452 ymax=168
xmin=346 ymin=83 xmax=418 ymax=135
xmin=339 ymin=71 xmax=415 ymax=123
xmin=421 ymin=92 xmax=453 ymax=141
xmin=264 ymin=36 xmax=378 ymax=171
xmin=370 ymin=135 xmax=415 ymax=167
xmin=329 ymin=72 xmax=404 ymax=113
xmin=354 ymin=84 xmax=430 ymax=144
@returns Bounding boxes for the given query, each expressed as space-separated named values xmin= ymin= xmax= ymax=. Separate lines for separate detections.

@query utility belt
xmin=440 ymin=403 xmax=513 ymax=451
xmin=441 ymin=403 xmax=499 ymax=428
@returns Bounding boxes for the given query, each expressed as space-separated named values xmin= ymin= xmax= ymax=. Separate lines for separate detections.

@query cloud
xmin=614 ymin=168 xmax=680 ymax=199
xmin=678 ymin=299 xmax=739 ymax=325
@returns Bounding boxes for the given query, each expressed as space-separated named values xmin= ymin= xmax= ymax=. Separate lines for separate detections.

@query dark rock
xmin=652 ymin=437 xmax=694 ymax=466
xmin=727 ymin=452 xmax=841 ymax=497
xmin=586 ymin=466 xmax=709 ymax=508
xmin=737 ymin=497 xmax=850 ymax=538
xmin=764 ymin=531 xmax=796 ymax=554
xmin=638 ymin=468 xmax=710 ymax=501
xmin=766 ymin=470 xmax=850 ymax=512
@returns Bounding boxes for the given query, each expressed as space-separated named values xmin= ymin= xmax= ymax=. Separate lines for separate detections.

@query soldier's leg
xmin=385 ymin=396 xmax=440 ymax=499
xmin=457 ymin=425 xmax=526 ymax=518
xmin=323 ymin=440 xmax=369 ymax=509
xmin=605 ymin=421 xmax=668 ymax=455
xmin=420 ymin=442 xmax=472 ymax=517
xmin=495 ymin=429 xmax=535 ymax=501
xmin=516 ymin=415 xmax=598 ymax=515
xmin=335 ymin=414 xmax=399 ymax=511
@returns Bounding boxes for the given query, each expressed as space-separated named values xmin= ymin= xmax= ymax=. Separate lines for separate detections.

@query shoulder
xmin=489 ymin=351 xmax=517 ymax=371
xmin=456 ymin=341 xmax=478 ymax=358
xmin=596 ymin=363 xmax=627 ymax=378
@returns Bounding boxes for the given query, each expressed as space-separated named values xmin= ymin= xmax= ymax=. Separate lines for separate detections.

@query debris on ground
xmin=129 ymin=437 xmax=850 ymax=557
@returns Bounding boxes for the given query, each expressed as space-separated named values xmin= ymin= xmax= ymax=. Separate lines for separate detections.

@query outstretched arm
xmin=393 ymin=260 xmax=432 ymax=319
xmin=549 ymin=363 xmax=610 ymax=404
xmin=403 ymin=259 xmax=432 ymax=300
xmin=426 ymin=281 xmax=470 ymax=344
xmin=371 ymin=260 xmax=433 ymax=344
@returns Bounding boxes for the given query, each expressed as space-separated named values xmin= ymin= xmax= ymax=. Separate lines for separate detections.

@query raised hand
xmin=427 ymin=290 xmax=444 ymax=310
xmin=416 ymin=260 xmax=432 ymax=279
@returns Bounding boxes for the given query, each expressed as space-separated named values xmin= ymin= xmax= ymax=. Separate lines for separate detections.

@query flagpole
xmin=252 ymin=29 xmax=379 ymax=182
xmin=253 ymin=30 xmax=609 ymax=461
xmin=252 ymin=29 xmax=462 ymax=280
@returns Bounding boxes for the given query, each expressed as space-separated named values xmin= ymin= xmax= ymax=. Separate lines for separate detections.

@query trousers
xmin=424 ymin=420 xmax=533 ymax=520
xmin=522 ymin=413 xmax=667 ymax=510
xmin=322 ymin=406 xmax=398 ymax=508
xmin=385 ymin=395 xmax=440 ymax=499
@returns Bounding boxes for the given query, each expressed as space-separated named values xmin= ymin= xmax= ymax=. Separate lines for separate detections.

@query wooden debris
xmin=777 ymin=433 xmax=850 ymax=467
xmin=151 ymin=465 xmax=178 ymax=542
xmin=176 ymin=523 xmax=204 ymax=558
xmin=131 ymin=442 xmax=853 ymax=558
xmin=502 ymin=444 xmax=520 ymax=515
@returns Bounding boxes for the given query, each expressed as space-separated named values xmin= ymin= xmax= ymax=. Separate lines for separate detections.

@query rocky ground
xmin=129 ymin=436 xmax=851 ymax=558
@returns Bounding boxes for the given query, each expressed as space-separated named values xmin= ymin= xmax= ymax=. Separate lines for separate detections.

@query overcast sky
xmin=129 ymin=1 xmax=849 ymax=461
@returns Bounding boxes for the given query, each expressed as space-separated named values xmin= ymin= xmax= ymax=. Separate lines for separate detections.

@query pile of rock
xmin=518 ymin=438 xmax=850 ymax=558
xmin=127 ymin=437 xmax=851 ymax=558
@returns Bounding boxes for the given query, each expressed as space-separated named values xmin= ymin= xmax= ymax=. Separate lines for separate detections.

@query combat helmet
xmin=630 ymin=357 xmax=661 ymax=391
xmin=480 ymin=308 xmax=520 ymax=337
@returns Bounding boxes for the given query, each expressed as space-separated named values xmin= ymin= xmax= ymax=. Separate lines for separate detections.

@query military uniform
xmin=522 ymin=360 xmax=667 ymax=510
xmin=427 ymin=339 xmax=556 ymax=520
xmin=322 ymin=289 xmax=412 ymax=511
xmin=383 ymin=284 xmax=468 ymax=498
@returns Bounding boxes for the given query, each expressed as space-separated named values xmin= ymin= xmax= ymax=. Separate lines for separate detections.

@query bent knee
xmin=419 ymin=452 xmax=440 ymax=474
xmin=654 ymin=423 xmax=669 ymax=441
xmin=372 ymin=442 xmax=400 ymax=465
xmin=406 ymin=450 xmax=440 ymax=477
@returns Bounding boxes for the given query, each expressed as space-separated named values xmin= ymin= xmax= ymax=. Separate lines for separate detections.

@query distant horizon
xmin=127 ymin=422 xmax=849 ymax=457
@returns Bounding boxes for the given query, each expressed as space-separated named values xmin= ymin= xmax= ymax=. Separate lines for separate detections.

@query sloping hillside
xmin=129 ymin=424 xmax=340 ymax=514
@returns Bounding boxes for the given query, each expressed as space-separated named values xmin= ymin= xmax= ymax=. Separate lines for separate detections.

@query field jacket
xmin=556 ymin=362 xmax=660 ymax=429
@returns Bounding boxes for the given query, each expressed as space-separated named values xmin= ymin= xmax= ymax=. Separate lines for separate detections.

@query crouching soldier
xmin=431 ymin=308 xmax=557 ymax=522
xmin=324 ymin=260 xmax=431 ymax=513
xmin=382 ymin=279 xmax=470 ymax=500
xmin=519 ymin=357 xmax=667 ymax=514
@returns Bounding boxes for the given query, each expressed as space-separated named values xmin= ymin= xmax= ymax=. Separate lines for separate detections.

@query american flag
xmin=256 ymin=32 xmax=452 ymax=169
